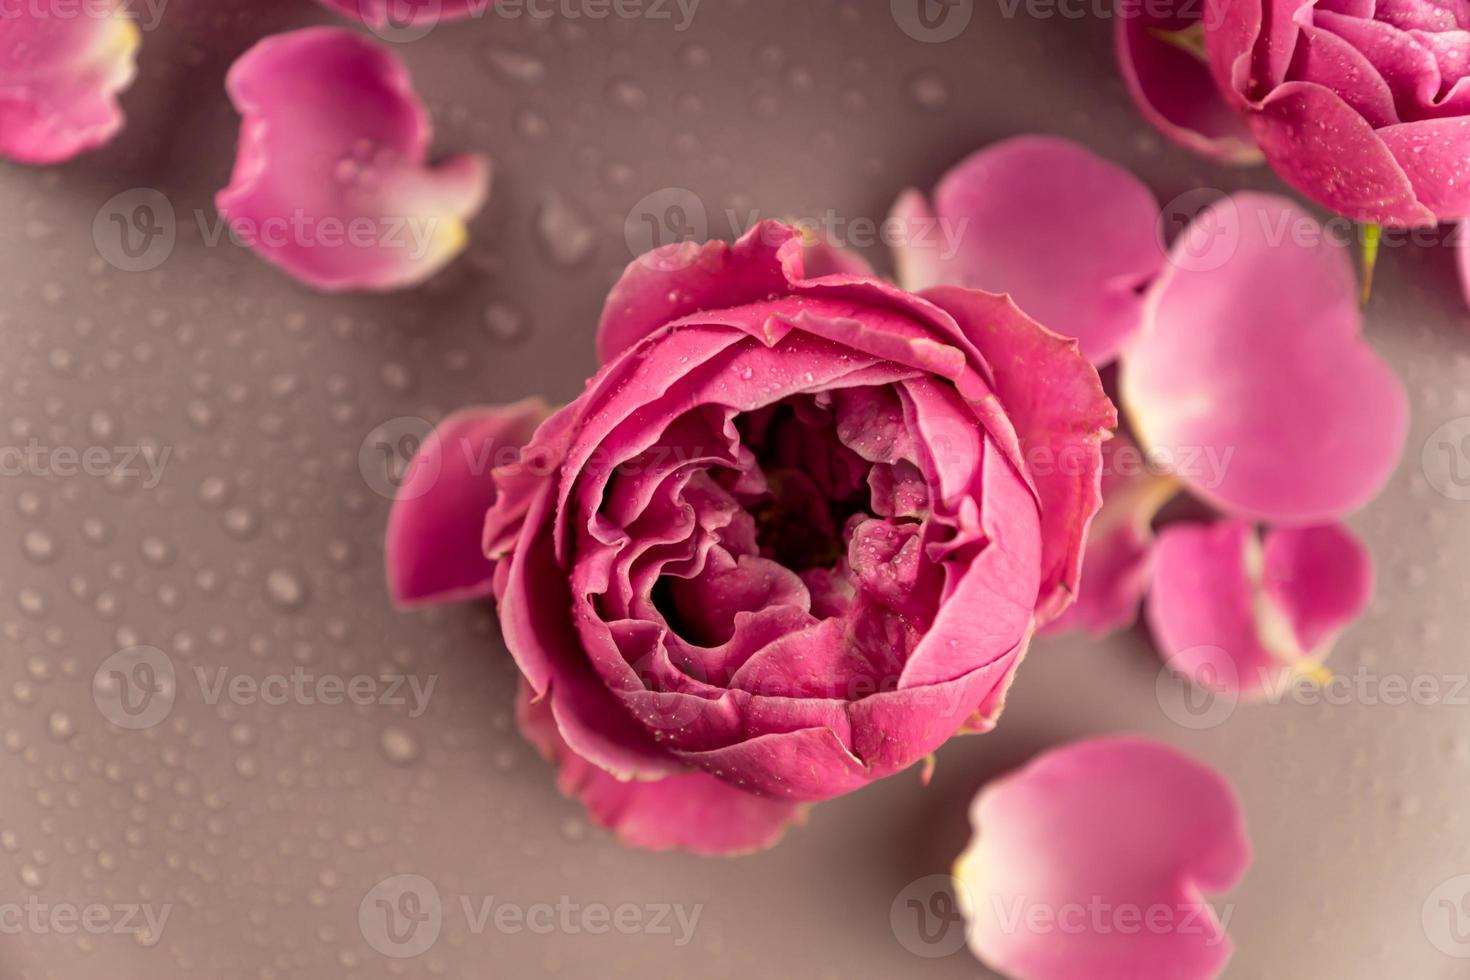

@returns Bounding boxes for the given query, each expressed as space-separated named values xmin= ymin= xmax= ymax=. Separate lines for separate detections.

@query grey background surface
xmin=1 ymin=0 xmax=1469 ymax=977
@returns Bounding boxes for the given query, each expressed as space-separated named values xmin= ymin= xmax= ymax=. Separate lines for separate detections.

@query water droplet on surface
xmin=379 ymin=726 xmax=421 ymax=766
xmin=265 ymin=569 xmax=308 ymax=610
xmin=534 ymin=193 xmax=597 ymax=268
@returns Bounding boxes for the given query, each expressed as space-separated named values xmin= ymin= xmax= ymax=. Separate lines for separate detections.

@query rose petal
xmin=1115 ymin=0 xmax=1264 ymax=163
xmin=1261 ymin=522 xmax=1373 ymax=652
xmin=924 ymin=286 xmax=1117 ymax=623
xmin=317 ymin=0 xmax=492 ymax=27
xmin=955 ymin=736 xmax=1251 ymax=980
xmin=385 ymin=399 xmax=551 ymax=608
xmin=0 ymin=3 xmax=138 ymax=164
xmin=1246 ymin=82 xmax=1436 ymax=225
xmin=1147 ymin=519 xmax=1371 ymax=698
xmin=1376 ymin=116 xmax=1470 ymax=219
xmin=1122 ymin=193 xmax=1408 ymax=522
xmin=517 ymin=682 xmax=803 ymax=856
xmin=216 ymin=28 xmax=490 ymax=292
xmin=891 ymin=137 xmax=1164 ymax=365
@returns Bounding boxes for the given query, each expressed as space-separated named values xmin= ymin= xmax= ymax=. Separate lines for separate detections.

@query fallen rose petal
xmin=954 ymin=735 xmax=1250 ymax=980
xmin=517 ymin=682 xmax=804 ymax=856
xmin=385 ymin=399 xmax=551 ymax=608
xmin=217 ymin=28 xmax=490 ymax=291
xmin=1147 ymin=519 xmax=1372 ymax=698
xmin=1114 ymin=1 xmax=1263 ymax=163
xmin=890 ymin=136 xmax=1163 ymax=365
xmin=1122 ymin=193 xmax=1408 ymax=522
xmin=0 ymin=2 xmax=139 ymax=164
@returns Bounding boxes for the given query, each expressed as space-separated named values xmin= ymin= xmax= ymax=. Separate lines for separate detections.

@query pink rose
xmin=387 ymin=221 xmax=1114 ymax=852
xmin=1119 ymin=0 xmax=1470 ymax=225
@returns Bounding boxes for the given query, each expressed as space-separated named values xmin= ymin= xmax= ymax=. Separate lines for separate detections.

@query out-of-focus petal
xmin=923 ymin=286 xmax=1117 ymax=624
xmin=1260 ymin=523 xmax=1373 ymax=653
xmin=0 ymin=3 xmax=139 ymax=164
xmin=891 ymin=137 xmax=1164 ymax=366
xmin=1122 ymin=193 xmax=1408 ymax=522
xmin=1147 ymin=519 xmax=1372 ymax=699
xmin=1043 ymin=436 xmax=1177 ymax=636
xmin=216 ymin=28 xmax=490 ymax=292
xmin=318 ymin=0 xmax=492 ymax=27
xmin=517 ymin=683 xmax=804 ymax=856
xmin=385 ymin=399 xmax=551 ymax=608
xmin=954 ymin=736 xmax=1251 ymax=980
xmin=1115 ymin=1 xmax=1264 ymax=163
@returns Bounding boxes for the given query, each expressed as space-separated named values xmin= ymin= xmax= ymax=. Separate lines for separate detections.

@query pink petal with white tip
xmin=0 ymin=2 xmax=139 ymax=164
xmin=889 ymin=136 xmax=1164 ymax=366
xmin=954 ymin=736 xmax=1251 ymax=980
xmin=1147 ymin=519 xmax=1372 ymax=699
xmin=1122 ymin=193 xmax=1408 ymax=522
xmin=216 ymin=28 xmax=489 ymax=292
xmin=385 ymin=399 xmax=551 ymax=608
xmin=517 ymin=682 xmax=804 ymax=856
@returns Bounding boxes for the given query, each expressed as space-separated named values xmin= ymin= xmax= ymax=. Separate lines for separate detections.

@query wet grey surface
xmin=2 ymin=0 xmax=1470 ymax=977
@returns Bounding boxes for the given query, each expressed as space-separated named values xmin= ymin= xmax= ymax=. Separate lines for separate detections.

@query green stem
xmin=1360 ymin=223 xmax=1381 ymax=306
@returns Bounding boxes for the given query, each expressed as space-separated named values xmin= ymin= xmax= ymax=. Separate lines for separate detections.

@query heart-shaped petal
xmin=890 ymin=136 xmax=1164 ymax=365
xmin=1147 ymin=519 xmax=1372 ymax=698
xmin=0 ymin=2 xmax=139 ymax=164
xmin=954 ymin=736 xmax=1251 ymax=980
xmin=216 ymin=28 xmax=490 ymax=292
xmin=1121 ymin=193 xmax=1408 ymax=522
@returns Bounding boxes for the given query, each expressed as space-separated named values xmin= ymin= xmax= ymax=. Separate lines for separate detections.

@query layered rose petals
xmin=954 ymin=736 xmax=1251 ymax=980
xmin=389 ymin=220 xmax=1112 ymax=846
xmin=0 ymin=2 xmax=139 ymax=164
xmin=1122 ymin=193 xmax=1407 ymax=523
xmin=516 ymin=682 xmax=803 ymax=856
xmin=1148 ymin=520 xmax=1372 ymax=698
xmin=318 ymin=0 xmax=492 ymax=28
xmin=385 ymin=399 xmax=551 ymax=608
xmin=1114 ymin=1 xmax=1262 ymax=163
xmin=216 ymin=28 xmax=489 ymax=291
xmin=1123 ymin=0 xmax=1470 ymax=223
xmin=889 ymin=137 xmax=1163 ymax=365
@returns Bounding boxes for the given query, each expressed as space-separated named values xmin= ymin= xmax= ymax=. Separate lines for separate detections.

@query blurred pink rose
xmin=387 ymin=220 xmax=1115 ymax=851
